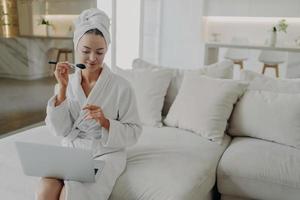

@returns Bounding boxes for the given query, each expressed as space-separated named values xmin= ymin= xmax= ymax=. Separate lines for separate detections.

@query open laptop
xmin=15 ymin=142 xmax=105 ymax=183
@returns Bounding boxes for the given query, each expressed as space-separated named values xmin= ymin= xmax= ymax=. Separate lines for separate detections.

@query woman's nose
xmin=89 ymin=53 xmax=97 ymax=61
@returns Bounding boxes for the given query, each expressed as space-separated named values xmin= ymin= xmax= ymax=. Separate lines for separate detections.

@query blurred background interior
xmin=1 ymin=0 xmax=300 ymax=136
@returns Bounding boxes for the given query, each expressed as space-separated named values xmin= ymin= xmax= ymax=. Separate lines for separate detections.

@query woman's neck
xmin=81 ymin=67 xmax=102 ymax=84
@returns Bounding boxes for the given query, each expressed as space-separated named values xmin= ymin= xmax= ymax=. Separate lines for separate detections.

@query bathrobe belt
xmin=65 ymin=116 xmax=102 ymax=142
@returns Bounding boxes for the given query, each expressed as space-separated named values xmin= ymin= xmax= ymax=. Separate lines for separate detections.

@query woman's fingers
xmin=54 ymin=62 xmax=70 ymax=87
xmin=82 ymin=104 xmax=109 ymax=128
xmin=83 ymin=104 xmax=99 ymax=111
xmin=84 ymin=112 xmax=103 ymax=124
xmin=55 ymin=63 xmax=70 ymax=74
xmin=84 ymin=110 xmax=102 ymax=119
xmin=85 ymin=112 xmax=101 ymax=120
xmin=82 ymin=104 xmax=105 ymax=122
xmin=86 ymin=110 xmax=101 ymax=115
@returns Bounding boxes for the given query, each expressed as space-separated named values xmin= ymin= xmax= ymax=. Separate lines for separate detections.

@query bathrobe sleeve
xmin=45 ymin=95 xmax=74 ymax=137
xmin=102 ymin=86 xmax=142 ymax=149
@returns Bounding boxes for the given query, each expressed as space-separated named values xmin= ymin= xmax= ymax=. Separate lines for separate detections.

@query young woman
xmin=36 ymin=8 xmax=142 ymax=200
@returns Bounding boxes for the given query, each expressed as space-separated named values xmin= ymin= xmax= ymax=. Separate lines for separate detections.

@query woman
xmin=36 ymin=8 xmax=142 ymax=200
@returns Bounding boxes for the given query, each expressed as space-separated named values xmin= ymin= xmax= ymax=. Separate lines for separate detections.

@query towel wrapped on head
xmin=73 ymin=8 xmax=111 ymax=49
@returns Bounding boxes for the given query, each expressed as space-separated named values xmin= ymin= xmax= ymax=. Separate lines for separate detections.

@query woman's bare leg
xmin=36 ymin=178 xmax=64 ymax=200
xmin=59 ymin=186 xmax=66 ymax=200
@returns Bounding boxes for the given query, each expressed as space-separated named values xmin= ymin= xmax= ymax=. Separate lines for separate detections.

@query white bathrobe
xmin=45 ymin=64 xmax=142 ymax=200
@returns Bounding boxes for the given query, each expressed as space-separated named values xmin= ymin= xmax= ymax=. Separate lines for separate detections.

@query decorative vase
xmin=46 ymin=26 xmax=50 ymax=36
xmin=270 ymin=29 xmax=277 ymax=47
xmin=45 ymin=25 xmax=55 ymax=37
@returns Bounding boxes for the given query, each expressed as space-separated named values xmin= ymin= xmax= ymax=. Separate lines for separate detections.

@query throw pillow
xmin=229 ymin=70 xmax=300 ymax=148
xmin=113 ymin=66 xmax=172 ymax=127
xmin=164 ymin=74 xmax=247 ymax=142
xmin=132 ymin=58 xmax=234 ymax=116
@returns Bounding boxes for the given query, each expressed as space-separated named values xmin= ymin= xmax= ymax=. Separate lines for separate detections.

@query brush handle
xmin=48 ymin=61 xmax=75 ymax=69
xmin=48 ymin=61 xmax=57 ymax=65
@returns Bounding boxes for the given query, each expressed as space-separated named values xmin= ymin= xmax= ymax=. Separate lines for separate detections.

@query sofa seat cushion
xmin=217 ymin=137 xmax=300 ymax=200
xmin=221 ymin=194 xmax=249 ymax=200
xmin=110 ymin=126 xmax=231 ymax=200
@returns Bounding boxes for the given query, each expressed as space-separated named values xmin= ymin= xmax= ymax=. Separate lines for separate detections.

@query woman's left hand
xmin=83 ymin=104 xmax=110 ymax=130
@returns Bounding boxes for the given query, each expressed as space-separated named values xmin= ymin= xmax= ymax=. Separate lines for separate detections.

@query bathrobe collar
xmin=72 ymin=63 xmax=112 ymax=108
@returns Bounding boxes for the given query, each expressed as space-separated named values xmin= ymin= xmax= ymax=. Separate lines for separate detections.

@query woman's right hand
xmin=54 ymin=62 xmax=70 ymax=89
xmin=54 ymin=62 xmax=70 ymax=106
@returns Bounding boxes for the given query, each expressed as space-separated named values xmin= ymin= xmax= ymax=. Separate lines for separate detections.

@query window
xmin=97 ymin=0 xmax=141 ymax=69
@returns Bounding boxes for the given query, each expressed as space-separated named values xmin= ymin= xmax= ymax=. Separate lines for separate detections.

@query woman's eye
xmin=82 ymin=51 xmax=90 ymax=54
xmin=97 ymin=52 xmax=103 ymax=55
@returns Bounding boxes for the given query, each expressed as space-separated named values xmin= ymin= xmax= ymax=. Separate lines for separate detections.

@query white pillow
xmin=240 ymin=69 xmax=300 ymax=92
xmin=229 ymin=70 xmax=300 ymax=148
xmin=164 ymin=74 xmax=247 ymax=142
xmin=132 ymin=58 xmax=234 ymax=116
xmin=113 ymin=66 xmax=172 ymax=127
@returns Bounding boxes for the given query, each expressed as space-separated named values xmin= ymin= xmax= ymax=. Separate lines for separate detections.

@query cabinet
xmin=17 ymin=0 xmax=96 ymax=37
xmin=46 ymin=0 xmax=96 ymax=15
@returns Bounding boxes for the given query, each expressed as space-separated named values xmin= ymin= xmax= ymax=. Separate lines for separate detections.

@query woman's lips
xmin=87 ymin=63 xmax=97 ymax=66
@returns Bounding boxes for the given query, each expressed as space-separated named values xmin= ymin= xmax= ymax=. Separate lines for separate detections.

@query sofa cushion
xmin=221 ymin=195 xmax=249 ymax=200
xmin=164 ymin=75 xmax=247 ymax=142
xmin=113 ymin=66 xmax=172 ymax=127
xmin=229 ymin=70 xmax=300 ymax=149
xmin=218 ymin=137 xmax=300 ymax=200
xmin=229 ymin=90 xmax=300 ymax=149
xmin=132 ymin=58 xmax=234 ymax=116
xmin=110 ymin=126 xmax=231 ymax=200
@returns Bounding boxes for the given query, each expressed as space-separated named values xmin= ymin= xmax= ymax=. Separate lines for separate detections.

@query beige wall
xmin=17 ymin=0 xmax=33 ymax=35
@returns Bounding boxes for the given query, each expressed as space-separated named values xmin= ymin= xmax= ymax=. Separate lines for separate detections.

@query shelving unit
xmin=17 ymin=0 xmax=96 ymax=37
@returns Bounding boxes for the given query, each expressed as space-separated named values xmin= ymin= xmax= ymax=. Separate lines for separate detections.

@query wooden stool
xmin=49 ymin=48 xmax=73 ymax=76
xmin=56 ymin=48 xmax=73 ymax=63
xmin=258 ymin=50 xmax=286 ymax=78
xmin=261 ymin=64 xmax=280 ymax=78
xmin=234 ymin=60 xmax=244 ymax=70
xmin=224 ymin=37 xmax=249 ymax=71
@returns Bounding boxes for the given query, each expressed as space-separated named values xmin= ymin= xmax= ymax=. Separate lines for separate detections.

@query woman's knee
xmin=36 ymin=178 xmax=63 ymax=200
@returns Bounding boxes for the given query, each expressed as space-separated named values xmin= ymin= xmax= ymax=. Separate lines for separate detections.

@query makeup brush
xmin=48 ymin=61 xmax=86 ymax=69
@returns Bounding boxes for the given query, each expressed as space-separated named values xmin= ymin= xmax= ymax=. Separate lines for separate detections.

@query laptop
xmin=15 ymin=141 xmax=105 ymax=183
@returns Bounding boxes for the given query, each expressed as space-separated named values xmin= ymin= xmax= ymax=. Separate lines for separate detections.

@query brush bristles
xmin=76 ymin=64 xmax=86 ymax=69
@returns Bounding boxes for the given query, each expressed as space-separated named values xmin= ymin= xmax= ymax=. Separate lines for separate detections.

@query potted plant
xmin=38 ymin=17 xmax=54 ymax=36
xmin=276 ymin=19 xmax=288 ymax=33
xmin=270 ymin=19 xmax=288 ymax=46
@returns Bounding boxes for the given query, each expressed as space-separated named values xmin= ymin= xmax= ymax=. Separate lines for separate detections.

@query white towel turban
xmin=73 ymin=8 xmax=111 ymax=49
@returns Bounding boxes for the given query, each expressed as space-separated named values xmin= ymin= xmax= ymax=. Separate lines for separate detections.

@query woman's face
xmin=77 ymin=33 xmax=107 ymax=71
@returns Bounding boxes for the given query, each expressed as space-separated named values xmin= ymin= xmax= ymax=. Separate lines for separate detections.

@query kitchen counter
xmin=204 ymin=41 xmax=300 ymax=78
xmin=0 ymin=36 xmax=73 ymax=80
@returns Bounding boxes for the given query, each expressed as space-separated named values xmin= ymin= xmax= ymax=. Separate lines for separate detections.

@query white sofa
xmin=217 ymin=70 xmax=300 ymax=200
xmin=2 ymin=59 xmax=299 ymax=200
